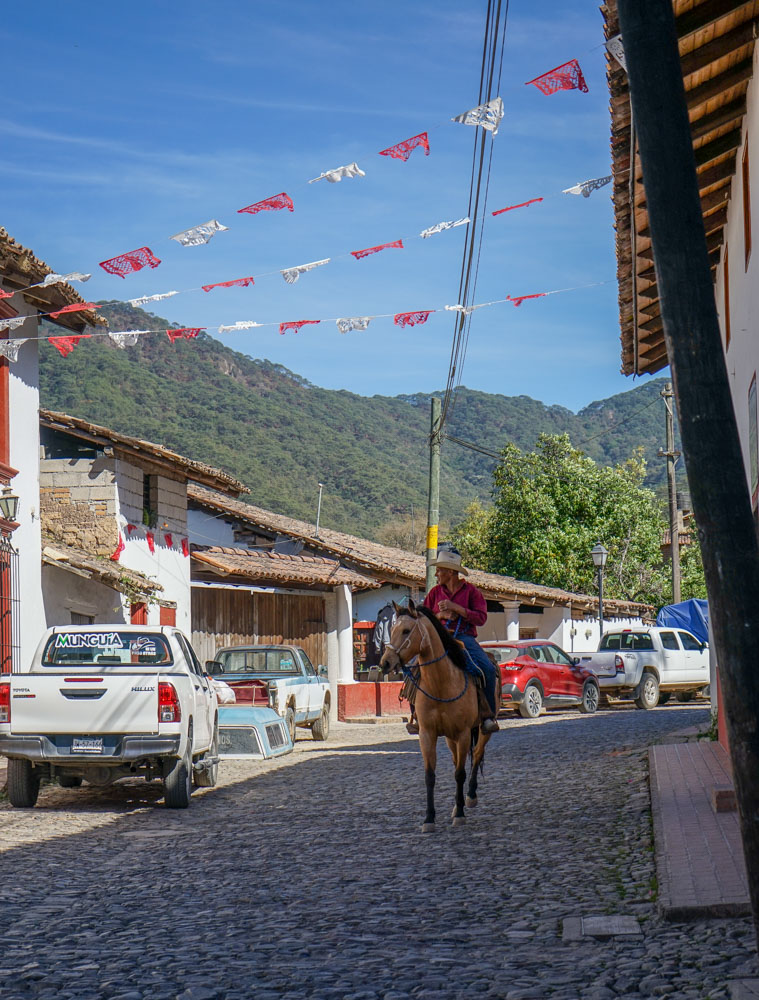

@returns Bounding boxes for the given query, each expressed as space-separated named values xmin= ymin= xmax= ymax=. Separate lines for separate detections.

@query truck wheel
xmin=312 ymin=704 xmax=330 ymax=741
xmin=285 ymin=706 xmax=296 ymax=743
xmin=635 ymin=671 xmax=660 ymax=710
xmin=518 ymin=684 xmax=542 ymax=719
xmin=163 ymin=747 xmax=192 ymax=809
xmin=579 ymin=681 xmax=600 ymax=714
xmin=676 ymin=691 xmax=695 ymax=703
xmin=59 ymin=775 xmax=83 ymax=788
xmin=7 ymin=759 xmax=40 ymax=808
xmin=194 ymin=722 xmax=219 ymax=788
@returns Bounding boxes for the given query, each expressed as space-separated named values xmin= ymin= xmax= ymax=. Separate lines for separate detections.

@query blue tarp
xmin=656 ymin=598 xmax=709 ymax=644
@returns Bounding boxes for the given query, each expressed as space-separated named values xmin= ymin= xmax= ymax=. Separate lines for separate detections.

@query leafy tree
xmin=452 ymin=434 xmax=671 ymax=605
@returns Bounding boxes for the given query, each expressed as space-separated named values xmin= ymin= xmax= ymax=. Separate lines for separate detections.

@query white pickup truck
xmin=0 ymin=625 xmax=218 ymax=809
xmin=576 ymin=625 xmax=710 ymax=709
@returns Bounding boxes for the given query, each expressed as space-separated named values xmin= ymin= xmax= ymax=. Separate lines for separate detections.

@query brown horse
xmin=380 ymin=600 xmax=493 ymax=832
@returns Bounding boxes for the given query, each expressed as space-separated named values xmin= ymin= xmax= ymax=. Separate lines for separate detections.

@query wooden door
xmin=254 ymin=593 xmax=327 ymax=668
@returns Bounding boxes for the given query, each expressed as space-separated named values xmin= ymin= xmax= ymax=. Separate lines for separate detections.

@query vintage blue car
xmin=213 ymin=677 xmax=293 ymax=759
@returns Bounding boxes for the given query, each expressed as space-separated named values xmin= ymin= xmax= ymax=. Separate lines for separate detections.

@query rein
xmin=387 ymin=616 xmax=470 ymax=704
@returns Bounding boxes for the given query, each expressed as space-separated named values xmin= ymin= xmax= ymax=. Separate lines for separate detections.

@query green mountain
xmin=39 ymin=301 xmax=677 ymax=539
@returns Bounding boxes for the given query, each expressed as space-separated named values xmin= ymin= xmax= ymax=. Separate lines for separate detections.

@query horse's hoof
xmin=452 ymin=816 xmax=466 ymax=827
xmin=421 ymin=822 xmax=436 ymax=833
xmin=465 ymin=796 xmax=477 ymax=808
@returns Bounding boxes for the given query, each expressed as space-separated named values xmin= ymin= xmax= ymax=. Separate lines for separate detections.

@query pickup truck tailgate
xmin=10 ymin=674 xmax=159 ymax=735
xmin=576 ymin=653 xmax=621 ymax=678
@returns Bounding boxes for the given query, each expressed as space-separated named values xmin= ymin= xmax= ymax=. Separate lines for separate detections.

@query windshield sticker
xmin=55 ymin=632 xmax=124 ymax=649
xmin=130 ymin=637 xmax=158 ymax=656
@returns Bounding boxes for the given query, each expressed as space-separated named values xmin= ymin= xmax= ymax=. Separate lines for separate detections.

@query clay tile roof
xmin=41 ymin=535 xmax=163 ymax=596
xmin=187 ymin=484 xmax=653 ymax=617
xmin=192 ymin=546 xmax=380 ymax=590
xmin=604 ymin=0 xmax=759 ymax=375
xmin=0 ymin=228 xmax=105 ymax=332
xmin=40 ymin=409 xmax=246 ymax=495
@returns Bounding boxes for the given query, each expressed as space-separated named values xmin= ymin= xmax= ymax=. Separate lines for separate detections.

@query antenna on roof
xmin=315 ymin=483 xmax=324 ymax=538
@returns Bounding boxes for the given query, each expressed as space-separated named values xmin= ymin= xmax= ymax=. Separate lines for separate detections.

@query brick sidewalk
xmin=650 ymin=740 xmax=751 ymax=919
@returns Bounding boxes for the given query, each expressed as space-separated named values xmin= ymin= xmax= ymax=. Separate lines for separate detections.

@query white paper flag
xmin=451 ymin=97 xmax=504 ymax=135
xmin=36 ymin=271 xmax=92 ymax=288
xmin=563 ymin=175 xmax=613 ymax=198
xmin=605 ymin=34 xmax=626 ymax=71
xmin=108 ymin=330 xmax=148 ymax=349
xmin=336 ymin=317 xmax=372 ymax=335
xmin=308 ymin=162 xmax=365 ymax=184
xmin=218 ymin=321 xmax=264 ymax=333
xmin=419 ymin=217 xmax=470 ymax=239
xmin=128 ymin=291 xmax=179 ymax=307
xmin=0 ymin=339 xmax=26 ymax=361
xmin=281 ymin=259 xmax=330 ymax=284
xmin=170 ymin=219 xmax=229 ymax=247
xmin=1 ymin=316 xmax=28 ymax=332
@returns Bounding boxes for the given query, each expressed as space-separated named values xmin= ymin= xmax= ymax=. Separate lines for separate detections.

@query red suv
xmin=482 ymin=639 xmax=600 ymax=719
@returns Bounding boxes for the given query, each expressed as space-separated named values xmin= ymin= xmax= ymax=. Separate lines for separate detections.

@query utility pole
xmin=426 ymin=398 xmax=441 ymax=593
xmin=617 ymin=0 xmax=759 ymax=947
xmin=659 ymin=383 xmax=681 ymax=603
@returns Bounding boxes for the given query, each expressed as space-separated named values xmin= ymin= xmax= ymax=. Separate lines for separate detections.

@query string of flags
xmin=0 ymin=280 xmax=612 ymax=361
xmin=110 ymin=524 xmax=190 ymax=563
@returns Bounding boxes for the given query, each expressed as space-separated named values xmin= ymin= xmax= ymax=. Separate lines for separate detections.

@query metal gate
xmin=0 ymin=535 xmax=20 ymax=673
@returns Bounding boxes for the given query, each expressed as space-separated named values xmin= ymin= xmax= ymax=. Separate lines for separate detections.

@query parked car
xmin=207 ymin=645 xmax=330 ymax=741
xmin=575 ymin=626 xmax=710 ymax=709
xmin=212 ymin=677 xmax=293 ymax=759
xmin=481 ymin=639 xmax=600 ymax=719
xmin=0 ymin=625 xmax=218 ymax=809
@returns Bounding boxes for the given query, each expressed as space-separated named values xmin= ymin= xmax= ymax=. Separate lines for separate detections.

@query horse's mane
xmin=399 ymin=604 xmax=467 ymax=670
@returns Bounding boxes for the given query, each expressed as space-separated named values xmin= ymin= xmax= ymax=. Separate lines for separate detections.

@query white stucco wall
xmin=353 ymin=585 xmax=411 ymax=622
xmin=7 ymin=314 xmax=44 ymax=670
xmin=713 ymin=45 xmax=759 ymax=503
xmin=187 ymin=506 xmax=237 ymax=548
xmin=115 ymin=458 xmax=190 ymax=630
xmin=42 ymin=564 xmax=128 ymax=627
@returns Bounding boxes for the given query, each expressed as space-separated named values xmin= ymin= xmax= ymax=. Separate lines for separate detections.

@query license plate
xmin=71 ymin=737 xmax=103 ymax=754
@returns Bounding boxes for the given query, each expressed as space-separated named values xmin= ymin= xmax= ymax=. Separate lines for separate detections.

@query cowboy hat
xmin=432 ymin=547 xmax=469 ymax=576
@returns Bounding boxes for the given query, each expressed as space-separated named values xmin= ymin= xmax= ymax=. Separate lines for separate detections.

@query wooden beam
xmin=690 ymin=97 xmax=747 ymax=142
xmin=680 ymin=19 xmax=758 ymax=78
xmin=694 ymin=129 xmax=743 ymax=169
xmin=686 ymin=58 xmax=753 ymax=112
xmin=676 ymin=0 xmax=756 ymax=40
xmin=697 ymin=153 xmax=737 ymax=190
xmin=704 ymin=205 xmax=729 ymax=234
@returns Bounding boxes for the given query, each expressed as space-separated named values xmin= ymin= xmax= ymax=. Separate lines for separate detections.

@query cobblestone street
xmin=0 ymin=705 xmax=756 ymax=1000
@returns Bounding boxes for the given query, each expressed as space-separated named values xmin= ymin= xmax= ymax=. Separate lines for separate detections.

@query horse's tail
xmin=469 ymin=725 xmax=486 ymax=779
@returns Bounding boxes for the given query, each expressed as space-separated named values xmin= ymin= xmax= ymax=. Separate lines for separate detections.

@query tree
xmin=452 ymin=434 xmax=671 ymax=605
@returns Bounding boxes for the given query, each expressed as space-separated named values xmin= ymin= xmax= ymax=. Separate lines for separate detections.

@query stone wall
xmin=40 ymin=457 xmax=119 ymax=556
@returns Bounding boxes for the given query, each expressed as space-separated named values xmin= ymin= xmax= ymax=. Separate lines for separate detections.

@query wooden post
xmin=617 ymin=0 xmax=759 ymax=943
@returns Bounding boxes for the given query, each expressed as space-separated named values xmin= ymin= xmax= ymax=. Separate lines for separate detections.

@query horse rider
xmin=413 ymin=546 xmax=500 ymax=736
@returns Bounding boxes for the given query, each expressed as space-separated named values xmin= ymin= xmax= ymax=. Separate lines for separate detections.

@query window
xmin=142 ymin=473 xmax=158 ymax=528
xmin=743 ymin=138 xmax=752 ymax=268
xmin=678 ymin=631 xmax=702 ymax=651
xmin=724 ymin=246 xmax=731 ymax=350
xmin=600 ymin=631 xmax=653 ymax=651
xmin=159 ymin=605 xmax=176 ymax=627
xmin=299 ymin=651 xmax=317 ymax=676
xmin=601 ymin=634 xmax=621 ymax=650
xmin=42 ymin=631 xmax=172 ymax=666
xmin=660 ymin=631 xmax=679 ymax=650
xmin=70 ymin=612 xmax=94 ymax=625
xmin=750 ymin=376 xmax=758 ymax=506
xmin=542 ymin=644 xmax=572 ymax=666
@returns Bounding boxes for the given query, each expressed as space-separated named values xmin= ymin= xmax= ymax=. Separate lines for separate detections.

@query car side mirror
xmin=318 ymin=665 xmax=328 ymax=678
xmin=205 ymin=660 xmax=224 ymax=674
xmin=701 ymin=641 xmax=709 ymax=651
xmin=571 ymin=657 xmax=579 ymax=666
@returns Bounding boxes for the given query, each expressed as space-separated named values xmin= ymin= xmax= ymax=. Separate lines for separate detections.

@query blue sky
xmin=1 ymin=0 xmax=663 ymax=412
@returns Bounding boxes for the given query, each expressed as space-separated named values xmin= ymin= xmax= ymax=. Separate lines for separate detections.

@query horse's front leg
xmin=419 ymin=730 xmax=437 ymax=833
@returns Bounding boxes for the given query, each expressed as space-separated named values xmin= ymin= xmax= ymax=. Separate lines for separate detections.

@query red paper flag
xmin=279 ymin=320 xmax=321 ymax=335
xmin=181 ymin=537 xmax=190 ymax=558
xmin=99 ymin=247 xmax=161 ymax=278
xmin=378 ymin=132 xmax=430 ymax=162
xmin=202 ymin=276 xmax=255 ymax=293
xmin=48 ymin=302 xmax=99 ymax=318
xmin=146 ymin=531 xmax=155 ymax=554
xmin=237 ymin=192 xmax=294 ymax=215
xmin=126 ymin=523 xmax=137 ymax=536
xmin=0 ymin=289 xmax=13 ymax=300
xmin=48 ymin=334 xmax=92 ymax=357
xmin=394 ymin=311 xmax=433 ymax=328
xmin=351 ymin=239 xmax=404 ymax=260
xmin=109 ymin=534 xmax=125 ymax=562
xmin=526 ymin=59 xmax=588 ymax=95
xmin=164 ymin=532 xmax=173 ymax=548
xmin=492 ymin=197 xmax=544 ymax=217
xmin=166 ymin=328 xmax=205 ymax=344
xmin=507 ymin=293 xmax=547 ymax=307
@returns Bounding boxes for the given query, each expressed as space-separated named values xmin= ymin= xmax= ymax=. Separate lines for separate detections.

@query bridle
xmin=384 ymin=616 xmax=447 ymax=669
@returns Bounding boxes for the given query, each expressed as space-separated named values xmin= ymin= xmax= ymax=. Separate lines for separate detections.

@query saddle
xmin=399 ymin=661 xmax=490 ymax=720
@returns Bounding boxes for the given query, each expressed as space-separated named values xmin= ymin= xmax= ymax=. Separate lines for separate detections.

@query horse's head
xmin=379 ymin=599 xmax=424 ymax=675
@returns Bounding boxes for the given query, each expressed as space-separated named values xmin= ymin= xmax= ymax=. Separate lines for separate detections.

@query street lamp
xmin=0 ymin=486 xmax=19 ymax=523
xmin=591 ymin=542 xmax=608 ymax=639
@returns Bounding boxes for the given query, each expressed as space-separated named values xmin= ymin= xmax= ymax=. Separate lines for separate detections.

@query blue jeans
xmin=459 ymin=634 xmax=498 ymax=716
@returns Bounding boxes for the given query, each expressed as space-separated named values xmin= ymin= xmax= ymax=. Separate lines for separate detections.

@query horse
xmin=379 ymin=599 xmax=493 ymax=832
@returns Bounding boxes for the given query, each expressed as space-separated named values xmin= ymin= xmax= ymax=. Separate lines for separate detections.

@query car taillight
xmin=0 ymin=683 xmax=9 ymax=724
xmin=615 ymin=654 xmax=625 ymax=674
xmin=503 ymin=661 xmax=523 ymax=671
xmin=158 ymin=682 xmax=181 ymax=723
xmin=267 ymin=682 xmax=278 ymax=711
